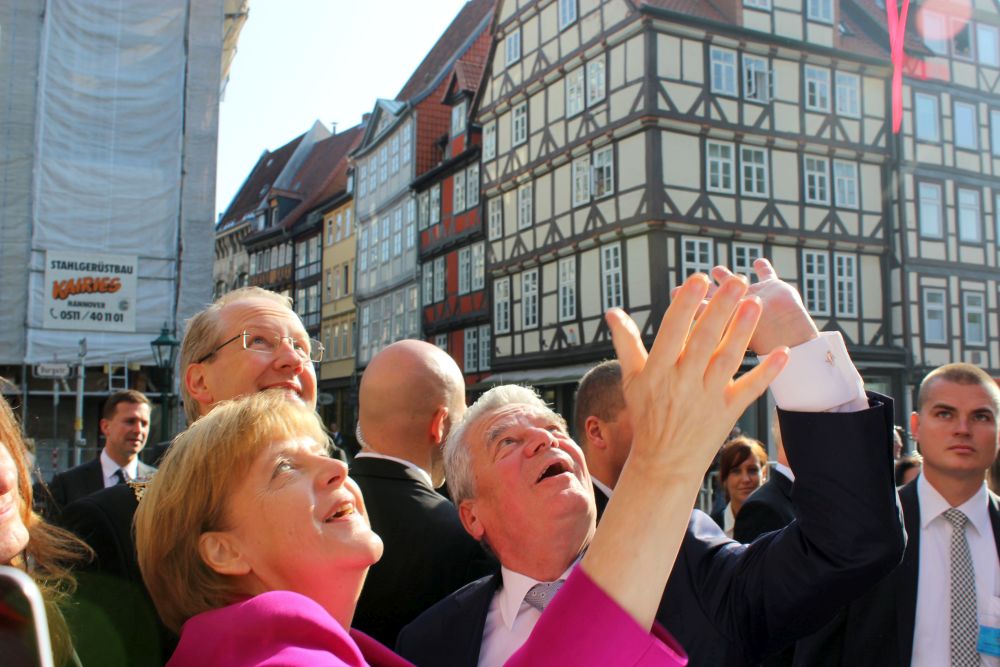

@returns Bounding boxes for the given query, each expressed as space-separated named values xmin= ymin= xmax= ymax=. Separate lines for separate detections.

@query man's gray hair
xmin=444 ymin=384 xmax=558 ymax=506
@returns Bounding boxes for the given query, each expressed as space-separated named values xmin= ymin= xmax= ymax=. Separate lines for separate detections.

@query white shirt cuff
xmin=761 ymin=331 xmax=867 ymax=413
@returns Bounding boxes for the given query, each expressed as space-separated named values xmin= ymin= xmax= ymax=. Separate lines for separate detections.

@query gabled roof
xmin=354 ymin=99 xmax=408 ymax=156
xmin=395 ymin=0 xmax=495 ymax=102
xmin=217 ymin=133 xmax=304 ymax=232
xmin=443 ymin=53 xmax=488 ymax=104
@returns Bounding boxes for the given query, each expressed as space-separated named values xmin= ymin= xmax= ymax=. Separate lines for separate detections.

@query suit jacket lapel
xmin=592 ymin=484 xmax=610 ymax=521
xmin=87 ymin=458 xmax=105 ymax=492
xmin=456 ymin=573 xmax=500 ymax=667
xmin=896 ymin=480 xmax=921 ymax=667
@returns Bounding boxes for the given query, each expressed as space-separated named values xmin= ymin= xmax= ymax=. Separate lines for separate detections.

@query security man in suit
xmin=350 ymin=340 xmax=496 ymax=646
xmin=397 ymin=260 xmax=904 ymax=667
xmin=792 ymin=362 xmax=1000 ymax=666
xmin=44 ymin=389 xmax=154 ymax=515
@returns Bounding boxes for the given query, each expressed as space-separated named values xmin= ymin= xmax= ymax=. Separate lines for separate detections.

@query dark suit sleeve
xmin=733 ymin=496 xmax=786 ymax=543
xmin=682 ymin=394 xmax=904 ymax=662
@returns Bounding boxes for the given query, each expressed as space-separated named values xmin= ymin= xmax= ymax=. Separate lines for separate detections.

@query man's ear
xmin=198 ymin=532 xmax=251 ymax=576
xmin=909 ymin=411 xmax=920 ymax=447
xmin=458 ymin=499 xmax=485 ymax=541
xmin=99 ymin=418 xmax=111 ymax=438
xmin=185 ymin=363 xmax=214 ymax=408
xmin=584 ymin=415 xmax=607 ymax=451
xmin=429 ymin=406 xmax=449 ymax=446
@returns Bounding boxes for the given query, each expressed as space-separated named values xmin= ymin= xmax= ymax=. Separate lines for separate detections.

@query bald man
xmin=350 ymin=340 xmax=496 ymax=646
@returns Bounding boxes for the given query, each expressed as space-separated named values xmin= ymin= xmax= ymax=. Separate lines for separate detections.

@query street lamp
xmin=150 ymin=324 xmax=180 ymax=443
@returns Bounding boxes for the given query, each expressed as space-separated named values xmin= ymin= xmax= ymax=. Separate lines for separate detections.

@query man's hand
xmin=605 ymin=272 xmax=788 ymax=480
xmin=709 ymin=258 xmax=819 ymax=355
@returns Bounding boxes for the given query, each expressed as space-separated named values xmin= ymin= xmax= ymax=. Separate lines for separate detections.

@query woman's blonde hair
xmin=0 ymin=389 xmax=91 ymax=666
xmin=135 ymin=390 xmax=327 ymax=633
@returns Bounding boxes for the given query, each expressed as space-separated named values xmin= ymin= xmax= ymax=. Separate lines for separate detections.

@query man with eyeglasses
xmin=57 ymin=286 xmax=333 ymax=665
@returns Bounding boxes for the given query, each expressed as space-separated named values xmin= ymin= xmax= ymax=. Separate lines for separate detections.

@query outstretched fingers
xmin=728 ymin=348 xmax=789 ymax=413
xmin=648 ymin=273 xmax=710 ymax=370
xmin=702 ymin=296 xmax=761 ymax=389
xmin=607 ymin=308 xmax=648 ymax=383
xmin=682 ymin=274 xmax=748 ymax=375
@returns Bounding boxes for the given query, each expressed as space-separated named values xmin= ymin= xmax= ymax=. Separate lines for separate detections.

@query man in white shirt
xmin=397 ymin=260 xmax=904 ymax=667
xmin=44 ymin=389 xmax=154 ymax=513
xmin=793 ymin=362 xmax=1000 ymax=666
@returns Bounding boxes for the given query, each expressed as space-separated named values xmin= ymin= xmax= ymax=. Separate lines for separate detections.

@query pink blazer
xmin=167 ymin=567 xmax=687 ymax=666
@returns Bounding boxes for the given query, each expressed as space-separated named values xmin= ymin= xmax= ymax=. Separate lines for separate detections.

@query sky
xmin=215 ymin=0 xmax=472 ymax=219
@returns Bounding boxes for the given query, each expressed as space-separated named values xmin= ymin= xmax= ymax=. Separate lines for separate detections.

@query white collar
xmin=772 ymin=462 xmax=795 ymax=483
xmin=99 ymin=449 xmax=138 ymax=483
xmin=917 ymin=473 xmax=990 ymax=537
xmin=353 ymin=451 xmax=434 ymax=489
xmin=497 ymin=559 xmax=579 ymax=631
xmin=591 ymin=475 xmax=614 ymax=499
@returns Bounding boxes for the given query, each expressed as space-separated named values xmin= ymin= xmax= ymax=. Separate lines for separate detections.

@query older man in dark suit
xmin=792 ymin=362 xmax=1000 ymax=667
xmin=43 ymin=390 xmax=154 ymax=515
xmin=397 ymin=260 xmax=904 ymax=667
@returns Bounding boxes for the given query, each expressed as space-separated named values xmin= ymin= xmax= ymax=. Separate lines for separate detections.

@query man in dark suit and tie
xmin=733 ymin=416 xmax=794 ymax=543
xmin=397 ymin=260 xmax=905 ymax=667
xmin=43 ymin=390 xmax=154 ymax=515
xmin=792 ymin=362 xmax=1000 ymax=667
xmin=349 ymin=340 xmax=496 ymax=647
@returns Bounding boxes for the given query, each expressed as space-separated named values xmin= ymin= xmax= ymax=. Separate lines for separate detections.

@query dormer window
xmin=451 ymin=100 xmax=468 ymax=137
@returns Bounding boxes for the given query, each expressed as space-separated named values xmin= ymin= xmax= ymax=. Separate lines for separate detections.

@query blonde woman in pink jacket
xmin=135 ymin=272 xmax=784 ymax=666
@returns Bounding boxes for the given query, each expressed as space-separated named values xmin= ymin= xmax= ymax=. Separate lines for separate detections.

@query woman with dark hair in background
xmin=711 ymin=436 xmax=768 ymax=537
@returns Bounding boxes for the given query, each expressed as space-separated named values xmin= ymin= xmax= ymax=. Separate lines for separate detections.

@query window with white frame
xmin=478 ymin=324 xmax=491 ymax=370
xmin=422 ymin=262 xmax=433 ymax=305
xmin=996 ymin=192 xmax=1000 ymax=244
xmin=991 ymin=109 xmax=1000 ymax=155
xmin=744 ymin=0 xmax=771 ymax=8
xmin=920 ymin=11 xmax=948 ymax=55
xmin=401 ymin=123 xmax=412 ymax=166
xmin=710 ymin=47 xmax=737 ymax=96
xmin=682 ymin=237 xmax=713 ymax=278
xmin=963 ymin=292 xmax=986 ymax=345
xmin=566 ymin=67 xmax=584 ymax=117
xmin=454 ymin=170 xmax=466 ymax=213
xmin=495 ymin=277 xmax=511 ymax=333
xmin=430 ymin=185 xmax=441 ymax=225
xmin=587 ymin=56 xmax=606 ymax=106
xmin=601 ymin=244 xmax=624 ymax=310
xmin=954 ymin=101 xmax=978 ymax=149
xmin=559 ymin=0 xmax=577 ymax=29
xmin=358 ymin=228 xmax=369 ymax=272
xmin=380 ymin=218 xmax=391 ymax=263
xmin=405 ymin=200 xmax=415 ymax=249
xmin=592 ymin=146 xmax=614 ymax=198
xmin=804 ymin=156 xmax=830 ymax=204
xmin=488 ymin=197 xmax=503 ymax=240
xmin=522 ymin=269 xmax=539 ymax=328
xmin=732 ymin=243 xmax=763 ymax=281
xmin=808 ymin=0 xmax=833 ymax=23
xmin=518 ymin=183 xmax=533 ymax=229
xmin=418 ymin=191 xmax=430 ymax=230
xmin=558 ymin=256 xmax=576 ymax=321
xmin=742 ymin=54 xmax=771 ymax=103
xmin=451 ymin=100 xmax=467 ymax=137
xmin=834 ymin=253 xmax=857 ymax=317
xmin=464 ymin=327 xmax=479 ymax=372
xmin=467 ymin=164 xmax=480 ymax=208
xmin=390 ymin=135 xmax=400 ymax=174
xmin=359 ymin=165 xmax=368 ymax=197
xmin=706 ymin=141 xmax=735 ymax=193
xmin=978 ymin=24 xmax=1000 ymax=66
xmin=923 ymin=288 xmax=947 ymax=344
xmin=360 ymin=305 xmax=371 ymax=362
xmin=368 ymin=157 xmax=377 ymax=192
xmin=918 ymin=182 xmax=943 ymax=237
xmin=958 ymin=187 xmax=982 ymax=242
xmin=435 ymin=333 xmax=448 ymax=351
xmin=379 ymin=146 xmax=388 ymax=183
xmin=833 ymin=160 xmax=858 ymax=208
xmin=915 ymin=93 xmax=940 ymax=141
xmin=802 ymin=251 xmax=830 ymax=316
xmin=505 ymin=29 xmax=521 ymax=66
xmin=805 ymin=66 xmax=831 ymax=112
xmin=392 ymin=208 xmax=403 ymax=257
xmin=952 ymin=17 xmax=972 ymax=60
xmin=572 ymin=156 xmax=590 ymax=206
xmin=512 ymin=102 xmax=528 ymax=146
xmin=458 ymin=247 xmax=471 ymax=295
xmin=835 ymin=71 xmax=860 ymax=117
xmin=740 ymin=146 xmax=768 ymax=197
xmin=472 ymin=242 xmax=485 ymax=290
xmin=345 ymin=209 xmax=352 ymax=237
xmin=433 ymin=256 xmax=445 ymax=303
xmin=484 ymin=122 xmax=497 ymax=160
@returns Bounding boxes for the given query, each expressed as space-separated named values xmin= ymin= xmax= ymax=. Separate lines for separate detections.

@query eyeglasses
xmin=197 ymin=329 xmax=324 ymax=363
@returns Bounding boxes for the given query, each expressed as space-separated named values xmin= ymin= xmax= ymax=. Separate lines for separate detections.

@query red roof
xmin=218 ymin=134 xmax=304 ymax=231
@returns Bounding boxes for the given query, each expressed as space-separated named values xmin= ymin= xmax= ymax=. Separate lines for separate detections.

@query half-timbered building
xmin=477 ymin=0 xmax=901 ymax=427
xmin=353 ymin=0 xmax=495 ymax=369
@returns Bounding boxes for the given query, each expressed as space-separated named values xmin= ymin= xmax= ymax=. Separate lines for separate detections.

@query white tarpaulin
xmin=13 ymin=0 xmax=221 ymax=365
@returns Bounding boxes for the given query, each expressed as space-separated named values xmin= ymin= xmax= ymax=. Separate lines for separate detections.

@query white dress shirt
xmin=478 ymin=561 xmax=577 ymax=667
xmin=352 ymin=451 xmax=434 ymax=489
xmin=722 ymin=503 xmax=736 ymax=537
xmin=911 ymin=475 xmax=999 ymax=666
xmin=99 ymin=449 xmax=138 ymax=487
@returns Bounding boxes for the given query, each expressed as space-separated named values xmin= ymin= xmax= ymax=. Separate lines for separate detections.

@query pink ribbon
xmin=885 ymin=0 xmax=911 ymax=133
